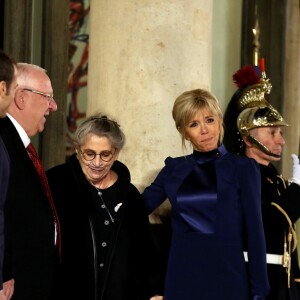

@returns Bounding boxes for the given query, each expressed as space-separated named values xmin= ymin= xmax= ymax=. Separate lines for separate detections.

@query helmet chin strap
xmin=246 ymin=135 xmax=281 ymax=158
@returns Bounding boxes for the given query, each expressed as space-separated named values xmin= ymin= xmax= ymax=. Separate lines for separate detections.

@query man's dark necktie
xmin=27 ymin=143 xmax=61 ymax=257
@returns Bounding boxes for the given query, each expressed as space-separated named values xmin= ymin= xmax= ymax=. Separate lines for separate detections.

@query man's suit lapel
xmin=0 ymin=117 xmax=46 ymax=193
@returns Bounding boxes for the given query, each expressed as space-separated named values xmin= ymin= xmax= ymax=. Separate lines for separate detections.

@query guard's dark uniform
xmin=223 ymin=62 xmax=300 ymax=300
xmin=258 ymin=163 xmax=300 ymax=300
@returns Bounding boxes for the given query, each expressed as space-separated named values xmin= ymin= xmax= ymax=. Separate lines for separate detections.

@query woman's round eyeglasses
xmin=79 ymin=148 xmax=115 ymax=162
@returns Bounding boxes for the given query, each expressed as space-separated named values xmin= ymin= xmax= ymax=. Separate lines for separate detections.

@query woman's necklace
xmin=90 ymin=171 xmax=118 ymax=223
xmin=93 ymin=186 xmax=114 ymax=223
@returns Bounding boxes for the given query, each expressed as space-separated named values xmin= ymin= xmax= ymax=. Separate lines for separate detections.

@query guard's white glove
xmin=289 ymin=154 xmax=300 ymax=186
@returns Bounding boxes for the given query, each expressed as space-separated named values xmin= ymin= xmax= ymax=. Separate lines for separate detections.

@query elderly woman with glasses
xmin=46 ymin=113 xmax=163 ymax=300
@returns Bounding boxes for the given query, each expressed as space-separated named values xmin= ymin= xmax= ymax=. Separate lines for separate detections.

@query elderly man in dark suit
xmin=0 ymin=49 xmax=17 ymax=300
xmin=0 ymin=62 xmax=59 ymax=300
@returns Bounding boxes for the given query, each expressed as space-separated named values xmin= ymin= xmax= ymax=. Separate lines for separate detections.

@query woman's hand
xmin=2 ymin=279 xmax=14 ymax=300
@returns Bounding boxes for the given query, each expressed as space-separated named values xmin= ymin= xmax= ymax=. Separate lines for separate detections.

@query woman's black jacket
xmin=46 ymin=154 xmax=162 ymax=300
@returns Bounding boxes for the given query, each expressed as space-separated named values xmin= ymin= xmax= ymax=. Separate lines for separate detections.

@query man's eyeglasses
xmin=23 ymin=88 xmax=55 ymax=102
xmin=79 ymin=148 xmax=116 ymax=162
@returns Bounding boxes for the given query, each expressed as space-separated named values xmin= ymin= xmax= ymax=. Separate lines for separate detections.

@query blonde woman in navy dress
xmin=142 ymin=89 xmax=270 ymax=300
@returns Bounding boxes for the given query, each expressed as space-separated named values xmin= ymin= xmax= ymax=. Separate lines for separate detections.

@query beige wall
xmin=88 ymin=0 xmax=214 ymax=190
xmin=282 ymin=0 xmax=300 ymax=179
xmin=87 ymin=0 xmax=242 ymax=191
xmin=211 ymin=0 xmax=242 ymax=111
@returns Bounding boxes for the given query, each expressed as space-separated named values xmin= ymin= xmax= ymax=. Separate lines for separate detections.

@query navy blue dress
xmin=142 ymin=145 xmax=269 ymax=300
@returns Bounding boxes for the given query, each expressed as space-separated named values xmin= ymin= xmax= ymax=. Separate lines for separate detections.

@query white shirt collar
xmin=7 ymin=113 xmax=31 ymax=148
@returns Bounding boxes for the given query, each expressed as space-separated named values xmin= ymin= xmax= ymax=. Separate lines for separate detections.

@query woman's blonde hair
xmin=172 ymin=88 xmax=224 ymax=150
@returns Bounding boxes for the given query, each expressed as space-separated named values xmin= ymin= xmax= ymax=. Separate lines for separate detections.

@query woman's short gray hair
xmin=74 ymin=113 xmax=126 ymax=150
